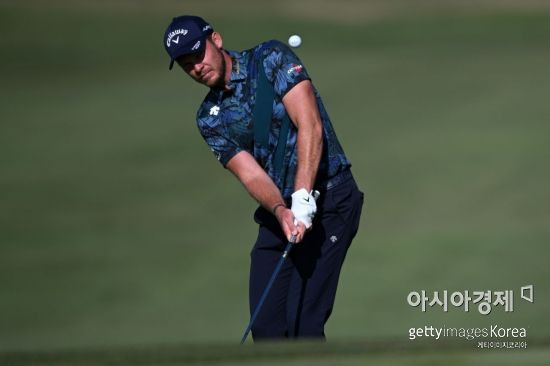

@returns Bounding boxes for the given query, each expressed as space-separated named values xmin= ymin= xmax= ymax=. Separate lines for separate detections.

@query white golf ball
xmin=288 ymin=34 xmax=302 ymax=48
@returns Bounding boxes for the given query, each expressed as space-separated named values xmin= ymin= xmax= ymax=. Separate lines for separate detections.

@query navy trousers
xmin=249 ymin=173 xmax=364 ymax=340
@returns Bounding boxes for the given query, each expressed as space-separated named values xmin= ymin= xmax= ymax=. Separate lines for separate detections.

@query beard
xmin=208 ymin=47 xmax=226 ymax=90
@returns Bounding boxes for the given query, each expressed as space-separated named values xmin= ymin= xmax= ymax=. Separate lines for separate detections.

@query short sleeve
xmin=197 ymin=113 xmax=242 ymax=167
xmin=261 ymin=41 xmax=311 ymax=98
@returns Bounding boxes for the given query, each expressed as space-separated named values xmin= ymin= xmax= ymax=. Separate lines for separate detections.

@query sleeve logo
xmin=287 ymin=64 xmax=303 ymax=75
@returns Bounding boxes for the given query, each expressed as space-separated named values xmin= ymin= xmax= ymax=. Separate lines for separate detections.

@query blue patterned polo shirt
xmin=196 ymin=40 xmax=350 ymax=198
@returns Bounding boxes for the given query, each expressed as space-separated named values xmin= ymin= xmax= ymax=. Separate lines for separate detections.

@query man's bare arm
xmin=226 ymin=151 xmax=305 ymax=242
xmin=282 ymin=80 xmax=323 ymax=192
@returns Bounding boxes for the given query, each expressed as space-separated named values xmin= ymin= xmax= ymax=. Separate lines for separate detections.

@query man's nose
xmin=193 ymin=62 xmax=204 ymax=73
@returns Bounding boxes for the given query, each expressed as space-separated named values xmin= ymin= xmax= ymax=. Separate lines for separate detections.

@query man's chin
xmin=206 ymin=76 xmax=225 ymax=89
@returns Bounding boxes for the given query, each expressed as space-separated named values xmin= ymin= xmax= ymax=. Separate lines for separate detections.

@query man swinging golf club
xmin=163 ymin=15 xmax=364 ymax=341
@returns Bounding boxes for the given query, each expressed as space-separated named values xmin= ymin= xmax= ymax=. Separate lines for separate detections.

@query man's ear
xmin=210 ymin=32 xmax=223 ymax=49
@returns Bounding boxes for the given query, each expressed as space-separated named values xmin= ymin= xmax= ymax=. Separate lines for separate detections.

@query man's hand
xmin=291 ymin=188 xmax=320 ymax=230
xmin=226 ymin=151 xmax=305 ymax=242
xmin=274 ymin=206 xmax=306 ymax=243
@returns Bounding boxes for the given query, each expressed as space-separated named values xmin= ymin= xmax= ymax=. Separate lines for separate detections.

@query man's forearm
xmin=242 ymin=172 xmax=287 ymax=213
xmin=226 ymin=151 xmax=286 ymax=213
xmin=294 ymin=118 xmax=323 ymax=192
xmin=281 ymin=80 xmax=324 ymax=193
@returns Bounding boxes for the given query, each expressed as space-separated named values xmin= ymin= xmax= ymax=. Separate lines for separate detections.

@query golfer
xmin=163 ymin=15 xmax=364 ymax=340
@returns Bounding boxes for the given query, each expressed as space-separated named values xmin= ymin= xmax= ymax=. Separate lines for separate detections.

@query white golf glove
xmin=291 ymin=188 xmax=320 ymax=229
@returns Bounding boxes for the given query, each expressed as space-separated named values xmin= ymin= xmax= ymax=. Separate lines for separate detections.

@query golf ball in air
xmin=288 ymin=34 xmax=302 ymax=48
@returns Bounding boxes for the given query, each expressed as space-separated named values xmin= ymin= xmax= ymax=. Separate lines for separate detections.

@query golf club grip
xmin=240 ymin=237 xmax=296 ymax=344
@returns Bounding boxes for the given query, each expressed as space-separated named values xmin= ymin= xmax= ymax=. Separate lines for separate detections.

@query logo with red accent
xmin=287 ymin=64 xmax=303 ymax=75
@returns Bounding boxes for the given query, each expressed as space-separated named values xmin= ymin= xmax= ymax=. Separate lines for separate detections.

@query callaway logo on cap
xmin=163 ymin=15 xmax=214 ymax=70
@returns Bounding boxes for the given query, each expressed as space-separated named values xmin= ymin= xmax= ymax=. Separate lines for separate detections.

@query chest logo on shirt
xmin=287 ymin=64 xmax=303 ymax=75
xmin=209 ymin=105 xmax=220 ymax=116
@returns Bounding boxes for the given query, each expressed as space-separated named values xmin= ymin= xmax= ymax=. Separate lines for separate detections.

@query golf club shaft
xmin=240 ymin=235 xmax=296 ymax=344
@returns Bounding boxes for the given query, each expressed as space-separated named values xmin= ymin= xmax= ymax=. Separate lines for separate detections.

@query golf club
xmin=240 ymin=234 xmax=297 ymax=344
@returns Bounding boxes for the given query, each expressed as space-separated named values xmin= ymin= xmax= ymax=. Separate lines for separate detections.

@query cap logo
xmin=166 ymin=29 xmax=188 ymax=47
xmin=191 ymin=41 xmax=201 ymax=51
xmin=203 ymin=25 xmax=212 ymax=32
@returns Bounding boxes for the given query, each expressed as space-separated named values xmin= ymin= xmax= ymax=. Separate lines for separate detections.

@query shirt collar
xmin=228 ymin=49 xmax=248 ymax=83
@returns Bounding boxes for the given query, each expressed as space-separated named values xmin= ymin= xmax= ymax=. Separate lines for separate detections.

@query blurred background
xmin=1 ymin=0 xmax=549 ymax=364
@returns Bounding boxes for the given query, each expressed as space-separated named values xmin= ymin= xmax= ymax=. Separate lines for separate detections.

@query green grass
xmin=1 ymin=341 xmax=550 ymax=366
xmin=1 ymin=0 xmax=550 ymax=364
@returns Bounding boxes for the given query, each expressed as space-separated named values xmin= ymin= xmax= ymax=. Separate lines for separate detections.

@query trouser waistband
xmin=316 ymin=169 xmax=353 ymax=191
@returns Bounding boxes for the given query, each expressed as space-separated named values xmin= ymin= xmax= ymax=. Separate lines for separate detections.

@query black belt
xmin=316 ymin=169 xmax=353 ymax=191
xmin=281 ymin=170 xmax=353 ymax=207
